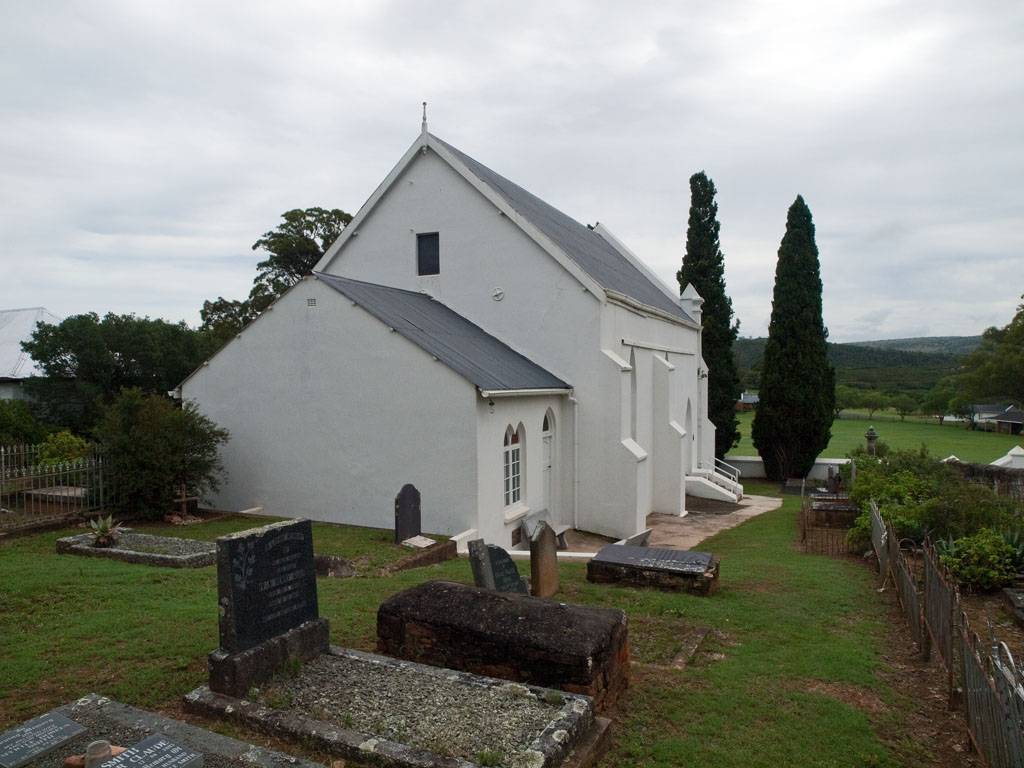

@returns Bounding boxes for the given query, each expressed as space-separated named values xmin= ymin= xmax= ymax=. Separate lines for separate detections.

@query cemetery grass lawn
xmin=730 ymin=410 xmax=1021 ymax=463
xmin=2 ymin=494 xmax=944 ymax=767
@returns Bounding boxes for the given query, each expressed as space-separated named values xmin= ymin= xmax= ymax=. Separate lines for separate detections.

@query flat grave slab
xmin=587 ymin=544 xmax=720 ymax=596
xmin=56 ymin=534 xmax=216 ymax=568
xmin=187 ymin=646 xmax=608 ymax=768
xmin=1 ymin=694 xmax=324 ymax=768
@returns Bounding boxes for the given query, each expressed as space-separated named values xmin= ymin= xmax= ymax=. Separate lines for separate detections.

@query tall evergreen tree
xmin=676 ymin=171 xmax=741 ymax=458
xmin=751 ymin=195 xmax=835 ymax=480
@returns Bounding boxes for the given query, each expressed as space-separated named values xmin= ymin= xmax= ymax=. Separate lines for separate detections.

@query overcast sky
xmin=1 ymin=1 xmax=1021 ymax=343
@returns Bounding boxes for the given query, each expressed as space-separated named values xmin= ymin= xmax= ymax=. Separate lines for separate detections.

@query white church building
xmin=178 ymin=124 xmax=741 ymax=547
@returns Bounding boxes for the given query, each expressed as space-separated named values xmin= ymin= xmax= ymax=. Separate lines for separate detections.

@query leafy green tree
xmin=20 ymin=313 xmax=218 ymax=433
xmin=94 ymin=388 xmax=229 ymax=520
xmin=890 ymin=393 xmax=919 ymax=421
xmin=861 ymin=390 xmax=891 ymax=419
xmin=201 ymin=207 xmax=351 ymax=341
xmin=676 ymin=172 xmax=741 ymax=458
xmin=921 ymin=378 xmax=957 ymax=423
xmin=751 ymin=196 xmax=835 ymax=479
xmin=834 ymin=384 xmax=862 ymax=417
xmin=0 ymin=399 xmax=49 ymax=444
xmin=958 ymin=296 xmax=1024 ymax=404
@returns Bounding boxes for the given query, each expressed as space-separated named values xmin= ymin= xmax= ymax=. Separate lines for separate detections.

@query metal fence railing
xmin=871 ymin=498 xmax=1024 ymax=766
xmin=1 ymin=443 xmax=106 ymax=531
xmin=959 ymin=618 xmax=1024 ymax=768
xmin=923 ymin=537 xmax=958 ymax=705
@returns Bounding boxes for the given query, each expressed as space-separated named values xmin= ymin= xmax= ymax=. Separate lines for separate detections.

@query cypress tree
xmin=751 ymin=195 xmax=835 ymax=480
xmin=676 ymin=171 xmax=741 ymax=458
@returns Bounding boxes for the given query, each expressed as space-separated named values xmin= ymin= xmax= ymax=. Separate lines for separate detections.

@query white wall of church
xmin=473 ymin=395 xmax=571 ymax=547
xmin=181 ymin=278 xmax=480 ymax=535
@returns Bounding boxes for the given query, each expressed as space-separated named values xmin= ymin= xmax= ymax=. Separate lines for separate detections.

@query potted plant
xmin=88 ymin=514 xmax=122 ymax=548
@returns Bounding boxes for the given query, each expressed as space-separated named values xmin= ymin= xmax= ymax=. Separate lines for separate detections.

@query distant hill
xmin=734 ymin=336 xmax=970 ymax=393
xmin=845 ymin=336 xmax=982 ymax=356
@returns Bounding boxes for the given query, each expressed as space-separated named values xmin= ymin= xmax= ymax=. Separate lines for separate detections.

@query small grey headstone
xmin=530 ymin=521 xmax=558 ymax=598
xmin=394 ymin=484 xmax=422 ymax=545
xmin=0 ymin=712 xmax=86 ymax=768
xmin=100 ymin=734 xmax=202 ymax=768
xmin=468 ymin=538 xmax=527 ymax=594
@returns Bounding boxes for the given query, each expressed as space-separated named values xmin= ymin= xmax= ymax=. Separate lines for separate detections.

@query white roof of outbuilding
xmin=0 ymin=307 xmax=62 ymax=379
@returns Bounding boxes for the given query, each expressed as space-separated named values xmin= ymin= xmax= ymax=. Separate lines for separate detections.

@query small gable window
xmin=417 ymin=232 xmax=440 ymax=276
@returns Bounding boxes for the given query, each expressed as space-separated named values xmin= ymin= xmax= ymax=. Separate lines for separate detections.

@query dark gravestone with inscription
xmin=394 ymin=484 xmax=422 ymax=544
xmin=208 ymin=520 xmax=330 ymax=697
xmin=0 ymin=712 xmax=85 ymax=768
xmin=101 ymin=734 xmax=202 ymax=768
xmin=468 ymin=539 xmax=528 ymax=595
xmin=587 ymin=544 xmax=720 ymax=596
xmin=217 ymin=519 xmax=319 ymax=653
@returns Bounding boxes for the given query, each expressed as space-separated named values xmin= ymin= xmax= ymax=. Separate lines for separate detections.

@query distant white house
xmin=0 ymin=307 xmax=61 ymax=401
xmin=178 ymin=126 xmax=741 ymax=546
xmin=970 ymin=404 xmax=1023 ymax=436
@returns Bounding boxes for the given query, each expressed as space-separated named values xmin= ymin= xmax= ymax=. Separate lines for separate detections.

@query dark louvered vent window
xmin=417 ymin=232 xmax=439 ymax=276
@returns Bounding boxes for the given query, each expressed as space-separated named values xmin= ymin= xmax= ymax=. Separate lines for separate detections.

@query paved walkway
xmin=561 ymin=494 xmax=782 ymax=555
xmin=646 ymin=494 xmax=781 ymax=551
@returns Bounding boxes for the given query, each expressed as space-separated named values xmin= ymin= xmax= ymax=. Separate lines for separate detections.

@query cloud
xmin=1 ymin=0 xmax=1021 ymax=342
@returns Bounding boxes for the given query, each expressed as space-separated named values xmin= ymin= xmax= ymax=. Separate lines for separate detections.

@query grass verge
xmin=2 ymin=495 xmax=915 ymax=767
xmin=730 ymin=410 xmax=1020 ymax=463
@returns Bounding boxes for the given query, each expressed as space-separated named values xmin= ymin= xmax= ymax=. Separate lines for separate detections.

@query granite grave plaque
xmin=216 ymin=519 xmax=319 ymax=653
xmin=468 ymin=539 xmax=528 ymax=594
xmin=394 ymin=484 xmax=422 ymax=544
xmin=99 ymin=734 xmax=202 ymax=768
xmin=592 ymin=545 xmax=713 ymax=574
xmin=0 ymin=711 xmax=85 ymax=768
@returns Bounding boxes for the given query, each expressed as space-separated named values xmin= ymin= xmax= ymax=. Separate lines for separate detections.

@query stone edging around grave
xmin=52 ymin=693 xmax=328 ymax=768
xmin=186 ymin=646 xmax=607 ymax=768
xmin=56 ymin=533 xmax=217 ymax=568
xmin=382 ymin=539 xmax=457 ymax=574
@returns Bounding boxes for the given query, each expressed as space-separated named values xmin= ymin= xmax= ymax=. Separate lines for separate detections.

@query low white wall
xmin=726 ymin=455 xmax=850 ymax=481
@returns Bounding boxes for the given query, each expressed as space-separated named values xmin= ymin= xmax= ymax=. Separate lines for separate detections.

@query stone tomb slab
xmin=587 ymin=544 xmax=720 ymax=596
xmin=377 ymin=580 xmax=629 ymax=711
xmin=7 ymin=694 xmax=325 ymax=768
xmin=187 ymin=647 xmax=608 ymax=768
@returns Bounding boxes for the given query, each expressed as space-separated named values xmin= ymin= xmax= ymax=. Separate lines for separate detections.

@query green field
xmin=1 ymin=488 xmax=932 ymax=767
xmin=729 ymin=411 xmax=1021 ymax=464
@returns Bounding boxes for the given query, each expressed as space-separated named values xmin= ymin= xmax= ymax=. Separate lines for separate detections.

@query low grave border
xmin=4 ymin=693 xmax=326 ymax=768
xmin=55 ymin=533 xmax=216 ymax=568
xmin=187 ymin=646 xmax=607 ymax=768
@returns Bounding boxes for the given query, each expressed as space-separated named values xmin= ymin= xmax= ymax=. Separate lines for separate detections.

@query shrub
xmin=914 ymin=483 xmax=1018 ymax=541
xmin=37 ymin=430 xmax=89 ymax=466
xmin=940 ymin=528 xmax=1017 ymax=592
xmin=0 ymin=399 xmax=49 ymax=444
xmin=94 ymin=388 xmax=229 ymax=520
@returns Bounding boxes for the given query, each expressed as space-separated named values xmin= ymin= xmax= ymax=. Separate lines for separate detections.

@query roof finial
xmin=421 ymin=101 xmax=428 ymax=136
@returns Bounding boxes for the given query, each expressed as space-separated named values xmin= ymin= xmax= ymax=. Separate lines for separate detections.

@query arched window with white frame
xmin=503 ymin=424 xmax=525 ymax=507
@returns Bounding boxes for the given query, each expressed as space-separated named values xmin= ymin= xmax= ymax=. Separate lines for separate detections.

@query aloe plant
xmin=88 ymin=514 xmax=122 ymax=548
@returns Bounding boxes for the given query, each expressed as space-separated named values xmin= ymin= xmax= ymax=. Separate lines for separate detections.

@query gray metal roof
xmin=0 ymin=307 xmax=62 ymax=380
xmin=316 ymin=274 xmax=571 ymax=393
xmin=433 ymin=135 xmax=694 ymax=324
